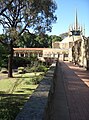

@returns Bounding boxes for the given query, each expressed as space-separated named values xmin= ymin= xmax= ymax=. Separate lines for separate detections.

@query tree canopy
xmin=0 ymin=0 xmax=57 ymax=77
xmin=17 ymin=33 xmax=52 ymax=48
xmin=0 ymin=0 xmax=57 ymax=37
xmin=50 ymin=35 xmax=62 ymax=42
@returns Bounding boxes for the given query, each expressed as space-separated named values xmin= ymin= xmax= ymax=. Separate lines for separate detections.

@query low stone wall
xmin=15 ymin=63 xmax=56 ymax=120
xmin=43 ymin=61 xmax=58 ymax=120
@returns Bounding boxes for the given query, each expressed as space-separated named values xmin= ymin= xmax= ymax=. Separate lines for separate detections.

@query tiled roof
xmin=13 ymin=48 xmax=52 ymax=51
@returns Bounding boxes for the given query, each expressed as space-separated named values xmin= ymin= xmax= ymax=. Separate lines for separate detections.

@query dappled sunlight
xmin=0 ymin=74 xmax=39 ymax=119
xmin=74 ymin=71 xmax=89 ymax=88
xmin=60 ymin=62 xmax=89 ymax=119
xmin=0 ymin=93 xmax=30 ymax=120
xmin=64 ymin=61 xmax=89 ymax=88
xmin=0 ymin=73 xmax=8 ymax=80
xmin=14 ymin=85 xmax=38 ymax=94
xmin=0 ymin=71 xmax=43 ymax=119
xmin=13 ymin=72 xmax=44 ymax=78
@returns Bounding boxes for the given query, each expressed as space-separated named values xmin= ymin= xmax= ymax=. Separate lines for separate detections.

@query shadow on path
xmin=61 ymin=61 xmax=89 ymax=120
xmin=45 ymin=61 xmax=89 ymax=120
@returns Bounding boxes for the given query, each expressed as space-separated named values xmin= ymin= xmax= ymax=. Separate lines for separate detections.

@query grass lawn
xmin=0 ymin=72 xmax=44 ymax=120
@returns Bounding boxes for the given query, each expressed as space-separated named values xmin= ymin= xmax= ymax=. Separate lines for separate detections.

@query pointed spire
xmin=75 ymin=9 xmax=78 ymax=30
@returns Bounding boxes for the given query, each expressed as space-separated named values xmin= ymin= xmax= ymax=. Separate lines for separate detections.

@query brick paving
xmin=15 ymin=61 xmax=89 ymax=120
xmin=58 ymin=61 xmax=89 ymax=120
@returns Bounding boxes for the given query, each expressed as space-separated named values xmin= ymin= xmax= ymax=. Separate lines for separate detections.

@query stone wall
xmin=15 ymin=63 xmax=56 ymax=120
xmin=71 ymin=36 xmax=89 ymax=70
xmin=43 ymin=62 xmax=58 ymax=120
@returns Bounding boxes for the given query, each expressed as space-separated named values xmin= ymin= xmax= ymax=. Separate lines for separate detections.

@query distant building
xmin=52 ymin=10 xmax=89 ymax=69
xmin=13 ymin=11 xmax=89 ymax=69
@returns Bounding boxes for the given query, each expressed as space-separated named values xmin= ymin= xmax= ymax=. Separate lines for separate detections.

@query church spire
xmin=75 ymin=10 xmax=78 ymax=31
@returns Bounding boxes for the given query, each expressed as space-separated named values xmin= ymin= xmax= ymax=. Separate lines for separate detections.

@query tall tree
xmin=17 ymin=33 xmax=52 ymax=48
xmin=50 ymin=35 xmax=62 ymax=42
xmin=0 ymin=0 xmax=57 ymax=77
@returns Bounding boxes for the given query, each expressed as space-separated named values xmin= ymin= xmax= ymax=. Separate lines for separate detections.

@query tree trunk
xmin=8 ymin=41 xmax=13 ymax=77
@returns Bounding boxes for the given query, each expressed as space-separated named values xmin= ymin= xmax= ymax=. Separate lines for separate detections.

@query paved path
xmin=52 ymin=61 xmax=89 ymax=120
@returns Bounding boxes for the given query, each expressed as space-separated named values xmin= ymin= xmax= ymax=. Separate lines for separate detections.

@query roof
xmin=13 ymin=48 xmax=52 ymax=51
xmin=61 ymin=35 xmax=82 ymax=43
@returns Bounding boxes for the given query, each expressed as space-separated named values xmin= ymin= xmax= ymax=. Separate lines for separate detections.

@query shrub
xmin=25 ymin=75 xmax=43 ymax=85
xmin=25 ymin=66 xmax=37 ymax=73
xmin=37 ymin=65 xmax=48 ymax=72
xmin=25 ymin=65 xmax=48 ymax=73
xmin=1 ymin=68 xmax=8 ymax=73
xmin=18 ymin=67 xmax=25 ymax=74
xmin=18 ymin=67 xmax=24 ymax=70
xmin=13 ymin=57 xmax=31 ymax=68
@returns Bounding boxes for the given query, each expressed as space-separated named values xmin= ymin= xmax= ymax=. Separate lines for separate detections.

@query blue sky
xmin=0 ymin=0 xmax=89 ymax=37
xmin=48 ymin=0 xmax=89 ymax=37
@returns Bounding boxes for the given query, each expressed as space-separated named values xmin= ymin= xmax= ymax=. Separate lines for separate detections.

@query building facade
xmin=52 ymin=11 xmax=89 ymax=69
xmin=13 ymin=11 xmax=89 ymax=69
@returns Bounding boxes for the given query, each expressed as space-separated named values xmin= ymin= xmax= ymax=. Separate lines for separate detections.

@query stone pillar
xmin=24 ymin=53 xmax=26 ymax=57
xmin=38 ymin=53 xmax=40 ymax=58
xmin=14 ymin=52 xmax=16 ymax=57
xmin=59 ymin=54 xmax=64 ymax=61
xmin=19 ymin=53 xmax=21 ymax=57
xmin=25 ymin=53 xmax=28 ymax=57
xmin=28 ymin=53 xmax=30 ymax=57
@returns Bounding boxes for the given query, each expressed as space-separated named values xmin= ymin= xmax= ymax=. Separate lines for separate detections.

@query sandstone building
xmin=14 ymin=11 xmax=89 ymax=70
xmin=52 ymin=11 xmax=89 ymax=69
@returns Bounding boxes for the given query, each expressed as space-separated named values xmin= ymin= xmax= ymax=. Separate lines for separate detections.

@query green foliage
xmin=18 ymin=67 xmax=25 ymax=74
xmin=13 ymin=55 xmax=39 ymax=68
xmin=1 ymin=68 xmax=8 ymax=73
xmin=0 ymin=43 xmax=8 ymax=68
xmin=17 ymin=32 xmax=52 ymax=48
xmin=0 ymin=0 xmax=57 ymax=77
xmin=25 ymin=75 xmax=43 ymax=85
xmin=16 ymin=32 xmax=37 ymax=48
xmin=37 ymin=65 xmax=48 ymax=72
xmin=0 ymin=71 xmax=43 ymax=119
xmin=26 ymin=64 xmax=48 ymax=73
xmin=0 ymin=96 xmax=20 ymax=120
xmin=13 ymin=57 xmax=31 ymax=68
xmin=50 ymin=35 xmax=62 ymax=42
xmin=35 ymin=33 xmax=52 ymax=48
xmin=0 ymin=0 xmax=57 ymax=40
xmin=18 ymin=67 xmax=24 ymax=70
xmin=26 ymin=66 xmax=36 ymax=73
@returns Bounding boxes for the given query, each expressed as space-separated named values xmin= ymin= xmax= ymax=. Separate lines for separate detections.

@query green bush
xmin=1 ymin=68 xmax=8 ymax=73
xmin=25 ymin=65 xmax=48 ymax=73
xmin=18 ymin=67 xmax=24 ymax=70
xmin=25 ymin=66 xmax=36 ymax=73
xmin=13 ymin=57 xmax=31 ymax=68
xmin=18 ymin=67 xmax=25 ymax=74
xmin=37 ymin=65 xmax=48 ymax=72
xmin=25 ymin=75 xmax=43 ymax=85
xmin=0 ymin=44 xmax=8 ymax=68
